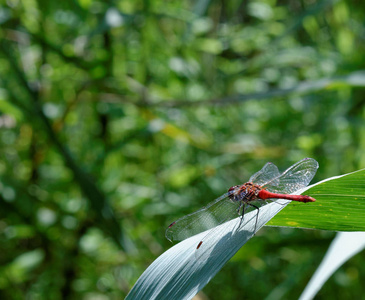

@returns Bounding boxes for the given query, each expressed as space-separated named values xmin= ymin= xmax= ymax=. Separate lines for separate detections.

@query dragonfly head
xmin=228 ymin=185 xmax=240 ymax=193
xmin=228 ymin=185 xmax=242 ymax=202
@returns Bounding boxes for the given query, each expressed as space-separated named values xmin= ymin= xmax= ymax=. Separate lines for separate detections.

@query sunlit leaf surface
xmin=126 ymin=199 xmax=291 ymax=300
xmin=268 ymin=169 xmax=365 ymax=231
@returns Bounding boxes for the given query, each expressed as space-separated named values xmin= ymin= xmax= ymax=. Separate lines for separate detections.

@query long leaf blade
xmin=126 ymin=199 xmax=291 ymax=300
xmin=299 ymin=232 xmax=365 ymax=300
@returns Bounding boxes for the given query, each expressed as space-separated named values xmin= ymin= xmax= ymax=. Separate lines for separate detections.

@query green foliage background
xmin=0 ymin=0 xmax=364 ymax=299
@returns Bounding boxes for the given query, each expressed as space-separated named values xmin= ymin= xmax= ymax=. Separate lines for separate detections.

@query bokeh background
xmin=1 ymin=0 xmax=365 ymax=299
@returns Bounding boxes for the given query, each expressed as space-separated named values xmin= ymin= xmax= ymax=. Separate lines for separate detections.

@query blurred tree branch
xmin=30 ymin=32 xmax=103 ymax=71
xmin=0 ymin=40 xmax=126 ymax=250
xmin=142 ymin=71 xmax=365 ymax=107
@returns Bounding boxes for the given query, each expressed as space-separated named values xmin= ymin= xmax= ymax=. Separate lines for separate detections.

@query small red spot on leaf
xmin=168 ymin=222 xmax=176 ymax=228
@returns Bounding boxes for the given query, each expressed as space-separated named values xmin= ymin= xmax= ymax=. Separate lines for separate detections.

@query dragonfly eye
xmin=228 ymin=185 xmax=239 ymax=193
xmin=228 ymin=185 xmax=242 ymax=202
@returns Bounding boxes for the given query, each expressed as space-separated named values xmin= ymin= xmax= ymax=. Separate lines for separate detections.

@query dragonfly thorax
xmin=228 ymin=182 xmax=261 ymax=203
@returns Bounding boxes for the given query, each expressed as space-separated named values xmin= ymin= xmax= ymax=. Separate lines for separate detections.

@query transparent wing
xmin=166 ymin=193 xmax=240 ymax=242
xmin=194 ymin=202 xmax=262 ymax=260
xmin=261 ymin=158 xmax=319 ymax=194
xmin=249 ymin=162 xmax=280 ymax=186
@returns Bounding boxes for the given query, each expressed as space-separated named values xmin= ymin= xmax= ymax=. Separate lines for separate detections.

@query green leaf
xmin=268 ymin=169 xmax=365 ymax=231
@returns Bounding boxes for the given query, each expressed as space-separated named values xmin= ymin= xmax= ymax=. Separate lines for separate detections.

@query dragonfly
xmin=166 ymin=158 xmax=318 ymax=251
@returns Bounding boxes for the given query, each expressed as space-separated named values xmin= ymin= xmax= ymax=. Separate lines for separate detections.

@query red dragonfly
xmin=166 ymin=158 xmax=318 ymax=250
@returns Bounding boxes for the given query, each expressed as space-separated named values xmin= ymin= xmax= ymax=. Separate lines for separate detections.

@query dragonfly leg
xmin=247 ymin=204 xmax=260 ymax=233
xmin=233 ymin=203 xmax=245 ymax=232
xmin=236 ymin=202 xmax=243 ymax=215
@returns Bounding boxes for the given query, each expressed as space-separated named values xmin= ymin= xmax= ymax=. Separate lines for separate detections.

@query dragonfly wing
xmin=249 ymin=162 xmax=280 ymax=186
xmin=165 ymin=193 xmax=240 ymax=242
xmin=194 ymin=200 xmax=267 ymax=260
xmin=262 ymin=158 xmax=319 ymax=194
